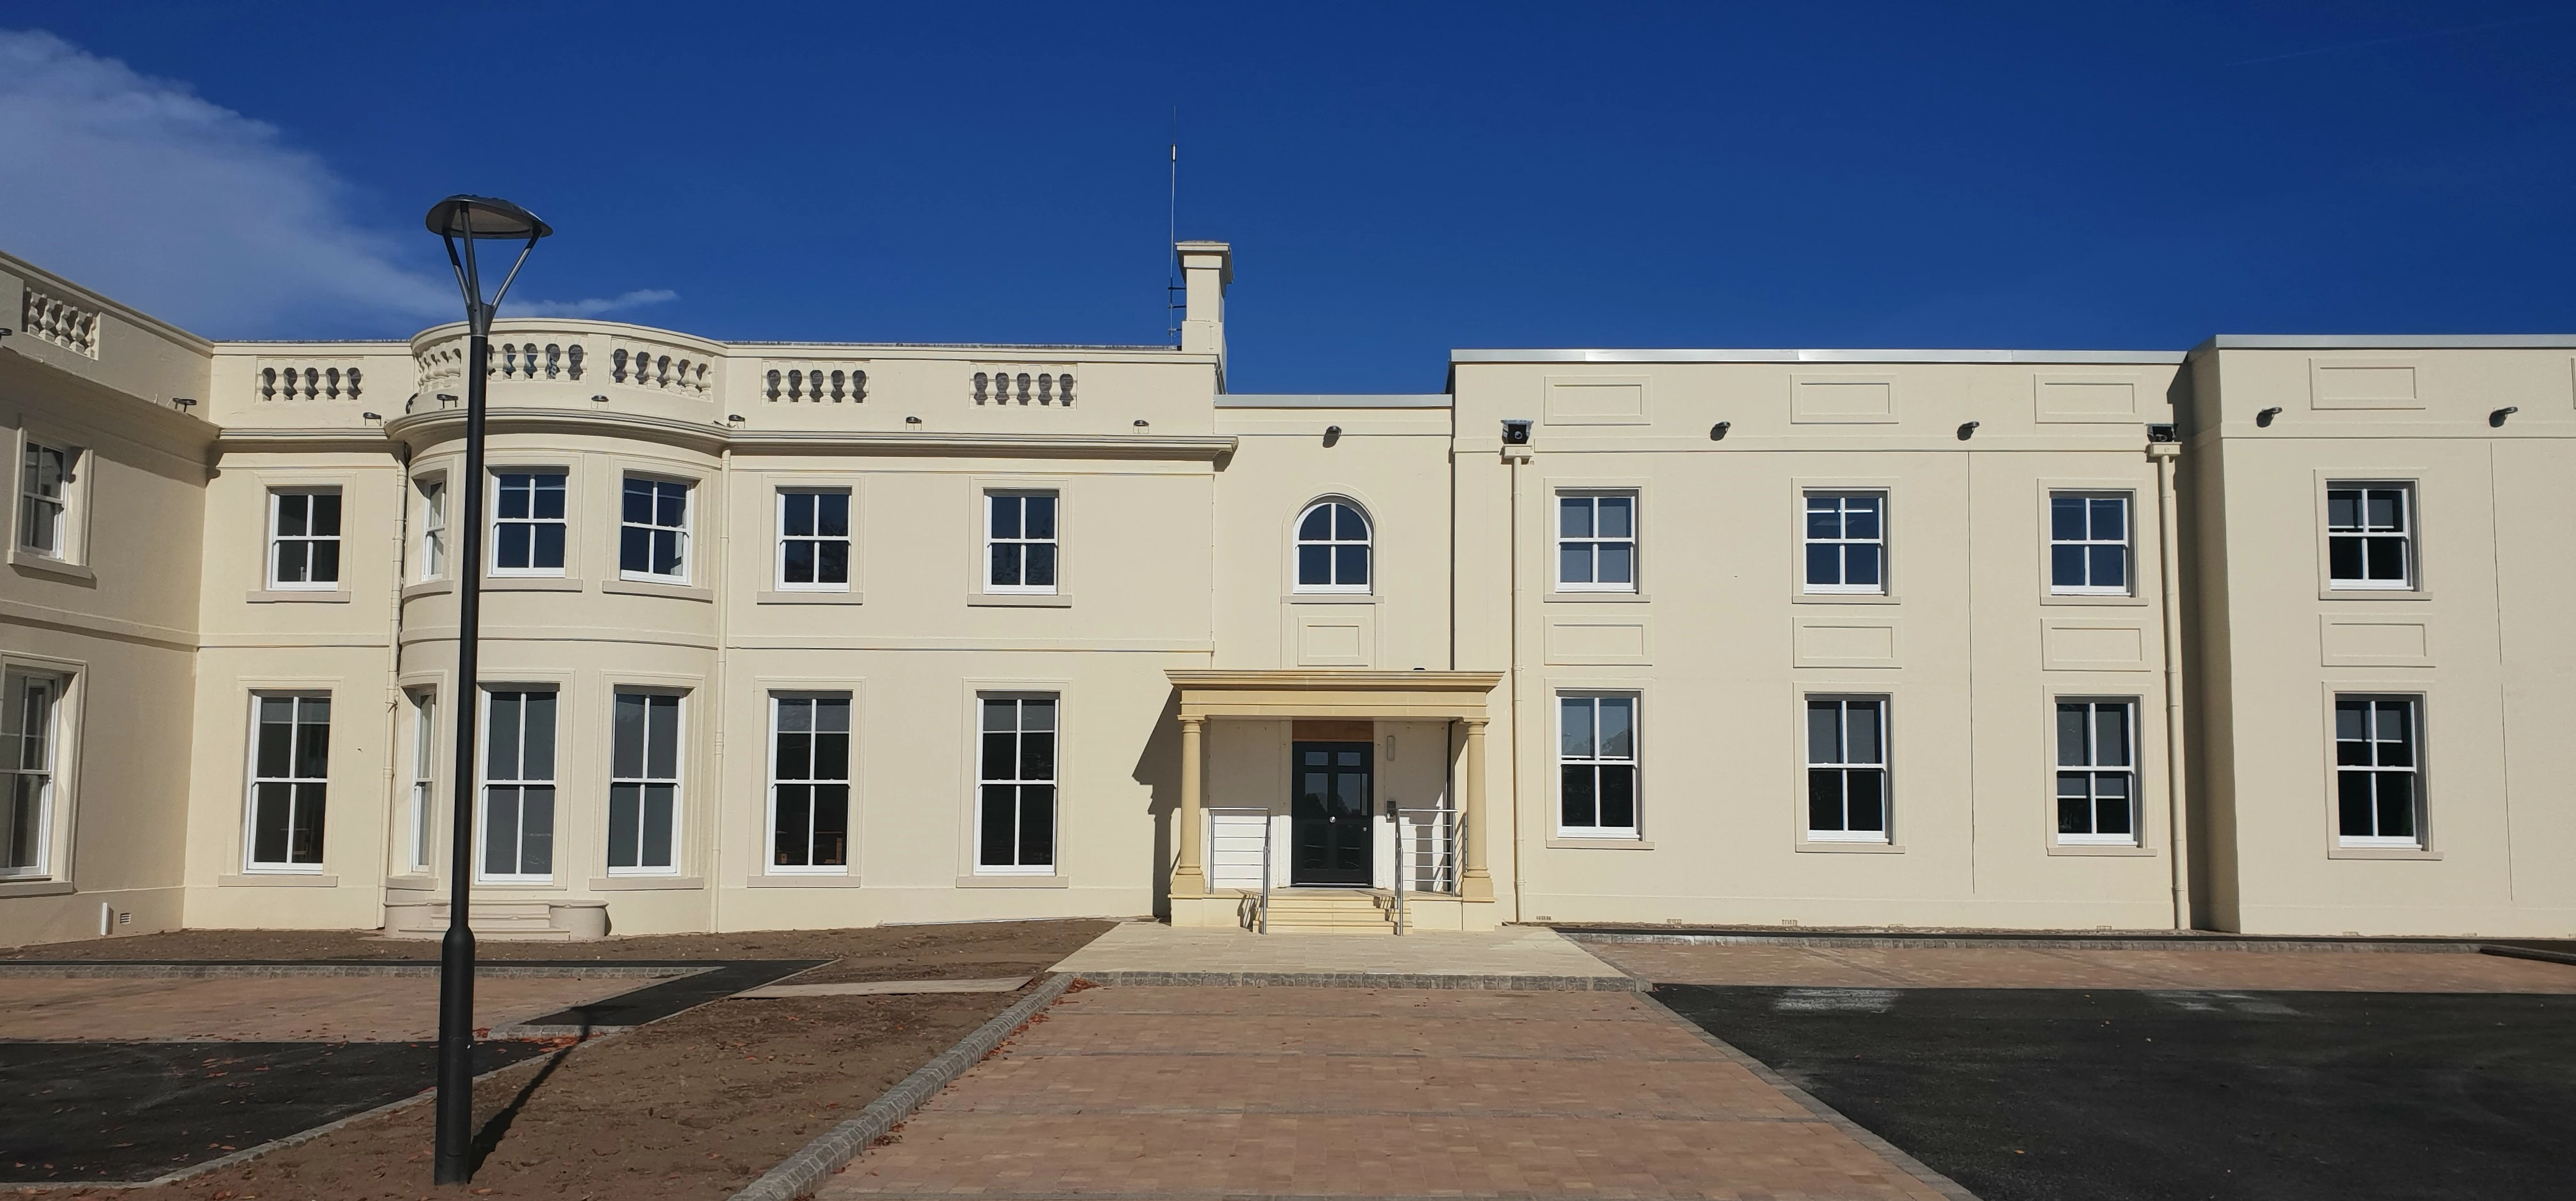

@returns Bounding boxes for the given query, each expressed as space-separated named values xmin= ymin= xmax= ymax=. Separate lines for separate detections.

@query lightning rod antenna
xmin=1166 ymin=109 xmax=1181 ymax=346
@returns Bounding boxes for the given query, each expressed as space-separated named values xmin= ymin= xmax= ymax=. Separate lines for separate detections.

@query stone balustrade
xmin=764 ymin=364 xmax=869 ymax=403
xmin=20 ymin=288 xmax=100 ymax=357
xmin=258 ymin=362 xmax=366 ymax=401
xmin=975 ymin=368 xmax=1076 ymax=407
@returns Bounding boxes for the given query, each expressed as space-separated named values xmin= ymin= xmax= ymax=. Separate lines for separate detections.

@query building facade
xmin=4 ymin=242 xmax=2572 ymax=945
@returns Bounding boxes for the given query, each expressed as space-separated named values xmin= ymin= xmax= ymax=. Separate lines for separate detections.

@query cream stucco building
xmin=4 ymin=241 xmax=2572 ymax=945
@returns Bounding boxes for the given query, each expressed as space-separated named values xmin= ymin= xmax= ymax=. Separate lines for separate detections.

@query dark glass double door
xmin=1292 ymin=741 xmax=1373 ymax=886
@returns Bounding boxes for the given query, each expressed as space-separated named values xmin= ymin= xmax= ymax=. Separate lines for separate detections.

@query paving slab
xmin=737 ymin=976 xmax=1031 ymax=998
xmin=817 ymin=984 xmax=1963 ymax=1201
xmin=1588 ymin=940 xmax=2576 ymax=991
xmin=0 ymin=975 xmax=644 ymax=1042
xmin=1053 ymin=922 xmax=1636 ymax=989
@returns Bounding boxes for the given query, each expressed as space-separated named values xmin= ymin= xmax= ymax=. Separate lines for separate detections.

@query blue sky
xmin=3 ymin=2 xmax=2572 ymax=392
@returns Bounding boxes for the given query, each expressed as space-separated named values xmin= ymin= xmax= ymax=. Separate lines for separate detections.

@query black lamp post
xmin=424 ymin=194 xmax=551 ymax=1186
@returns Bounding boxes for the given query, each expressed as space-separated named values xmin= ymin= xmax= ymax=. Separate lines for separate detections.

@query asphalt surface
xmin=1 ymin=1039 xmax=547 ymax=1183
xmin=1656 ymin=984 xmax=2576 ymax=1201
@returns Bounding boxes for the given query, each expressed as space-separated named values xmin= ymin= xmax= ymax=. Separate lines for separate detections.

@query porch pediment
xmin=1165 ymin=669 xmax=1503 ymax=723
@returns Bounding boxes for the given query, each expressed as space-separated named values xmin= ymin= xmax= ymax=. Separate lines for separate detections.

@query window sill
xmin=9 ymin=549 xmax=95 ymax=584
xmin=968 ymin=593 xmax=1073 ymax=608
xmin=744 ymin=872 xmax=863 ymax=887
xmin=2320 ymin=587 xmax=2431 ymax=602
xmin=1545 ymin=835 xmax=1653 ymax=849
xmin=603 ymin=578 xmax=714 ymax=603
xmin=484 ymin=575 xmax=584 ymax=592
xmin=2047 ymin=842 xmax=2156 ymax=856
xmin=1283 ymin=593 xmax=1378 ymax=605
xmin=955 ymin=873 xmax=1068 ymax=888
xmin=219 ymin=872 xmax=341 ymax=887
xmin=384 ymin=874 xmax=437 ymax=890
xmin=246 ymin=589 xmax=350 ymax=603
xmin=471 ymin=880 xmax=567 ymax=892
xmin=0 ymin=879 xmax=76 ymax=898
xmin=401 ymin=580 xmax=454 ymax=600
xmin=2040 ymin=593 xmax=2149 ymax=607
xmin=2328 ymin=845 xmax=2444 ymax=861
xmin=758 ymin=589 xmax=864 ymax=605
xmin=1794 ymin=839 xmax=1904 ymax=853
xmin=1543 ymin=591 xmax=1651 ymax=604
xmin=1793 ymin=591 xmax=1901 ymax=605
xmin=587 ymin=875 xmax=705 ymax=891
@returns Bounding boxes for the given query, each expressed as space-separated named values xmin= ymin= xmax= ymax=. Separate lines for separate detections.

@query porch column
xmin=1460 ymin=718 xmax=1493 ymax=901
xmin=1173 ymin=715 xmax=1207 ymax=899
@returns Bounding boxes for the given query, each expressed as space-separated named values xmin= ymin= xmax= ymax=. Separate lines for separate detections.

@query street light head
xmin=425 ymin=195 xmax=553 ymax=241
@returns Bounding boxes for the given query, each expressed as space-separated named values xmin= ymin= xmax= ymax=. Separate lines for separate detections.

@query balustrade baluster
xmin=1037 ymin=373 xmax=1053 ymax=405
xmin=567 ymin=344 xmax=584 ymax=380
xmin=1058 ymin=373 xmax=1073 ymax=406
xmin=612 ymin=348 xmax=629 ymax=382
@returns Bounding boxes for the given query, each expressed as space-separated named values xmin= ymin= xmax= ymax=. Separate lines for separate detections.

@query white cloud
xmin=509 ymin=288 xmax=679 ymax=318
xmin=0 ymin=30 xmax=669 ymax=338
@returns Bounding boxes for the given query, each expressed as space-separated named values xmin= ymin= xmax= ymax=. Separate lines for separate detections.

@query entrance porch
xmin=1165 ymin=670 xmax=1504 ymax=933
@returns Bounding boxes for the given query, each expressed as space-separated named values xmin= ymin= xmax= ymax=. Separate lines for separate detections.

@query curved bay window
xmin=1294 ymin=500 xmax=1371 ymax=593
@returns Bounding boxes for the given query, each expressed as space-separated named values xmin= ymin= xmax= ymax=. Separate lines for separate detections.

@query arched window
xmin=1295 ymin=499 xmax=1371 ymax=593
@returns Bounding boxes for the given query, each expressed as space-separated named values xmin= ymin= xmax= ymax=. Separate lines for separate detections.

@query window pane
xmin=811 ymin=785 xmax=849 ymax=865
xmin=1846 ymin=702 xmax=1881 ymax=764
xmin=252 ymin=782 xmax=290 ymax=863
xmin=532 ymin=476 xmax=566 ymax=520
xmin=2334 ymin=700 xmax=2367 ymax=743
xmin=1806 ymin=499 xmax=1839 ymax=540
xmin=257 ymin=704 xmax=293 ymax=778
xmin=1808 ymin=770 xmax=1843 ymax=831
xmin=773 ymin=786 xmax=812 ymax=865
xmin=816 ymin=541 xmax=848 ymax=584
xmin=488 ymin=692 xmax=521 ymax=779
xmin=991 ymin=543 xmax=1021 ymax=587
xmin=497 ymin=523 xmax=532 ymax=569
xmin=522 ymin=692 xmax=556 ymax=779
xmin=656 ymin=484 xmax=685 ymax=527
xmin=1560 ymin=542 xmax=1593 ymax=584
xmin=1022 ymin=698 xmax=1054 ymax=733
xmin=2095 ymin=704 xmax=2130 ymax=767
xmin=641 ymin=784 xmax=675 ymax=867
xmin=980 ymin=785 xmax=1017 ymax=865
xmin=1844 ymin=497 xmax=1881 ymax=539
xmin=1845 ymin=770 xmax=1886 ymax=832
xmin=645 ymin=697 xmax=678 ymax=778
xmin=293 ymin=706 xmax=330 ymax=780
xmin=1805 ymin=543 xmax=1840 ymax=587
xmin=2089 ymin=545 xmax=2126 ymax=590
xmin=2327 ymin=490 xmax=2359 ymax=530
xmin=1023 ymin=495 xmax=1055 ymax=539
xmin=2365 ymin=538 xmax=2406 ymax=582
xmin=982 ymin=699 xmax=1014 ymax=732
xmin=1020 ymin=731 xmax=1055 ymax=783
xmin=1596 ymin=497 xmax=1632 ymax=539
xmin=816 ymin=493 xmax=849 ymax=538
xmin=2058 ymin=791 xmax=2092 ymax=835
xmin=1018 ymin=784 xmax=1055 ymax=866
xmin=783 ymin=492 xmax=815 ymax=536
xmin=485 ymin=789 xmax=521 ymax=873
xmin=276 ymin=494 xmax=309 ymax=538
xmin=2337 ymin=772 xmax=2375 ymax=837
xmin=309 ymin=539 xmax=341 ymax=584
xmin=1597 ymin=542 xmax=1633 ymax=584
xmin=1561 ymin=697 xmax=1593 ymax=759
xmin=1335 ymin=504 xmax=1368 ymax=540
xmin=620 ymin=527 xmax=649 ymax=574
xmin=2375 ymin=774 xmax=2416 ymax=839
xmin=1336 ymin=545 xmax=1369 ymax=586
xmin=2056 ymin=704 xmax=2087 ymax=767
xmin=989 ymin=495 xmax=1020 ymax=539
xmin=2095 ymin=775 xmax=2133 ymax=835
xmin=1560 ymin=497 xmax=1593 ymax=539
xmin=520 ymin=788 xmax=554 ymax=874
xmin=1598 ymin=697 xmax=1633 ymax=759
xmin=982 ymin=731 xmax=1015 ymax=781
xmin=608 ymin=784 xmax=640 ymax=867
xmin=533 ymin=523 xmax=566 ymax=569
xmin=2366 ymin=491 xmax=2400 ymax=530
xmin=1807 ymin=702 xmax=1840 ymax=765
xmin=2051 ymin=497 xmax=2086 ymax=541
xmin=612 ymin=693 xmax=645 ymax=777
xmin=2051 ymin=545 xmax=2086 ymax=589
xmin=1024 ymin=543 xmax=1056 ymax=587
xmin=816 ymin=697 xmax=849 ymax=734
xmin=1560 ymin=764 xmax=1596 ymax=828
xmin=1844 ymin=544 xmax=1881 ymax=587
xmin=783 ymin=539 xmax=815 ymax=584
xmin=1299 ymin=506 xmax=1332 ymax=541
xmin=1298 ymin=545 xmax=1331 ymax=585
xmin=2092 ymin=497 xmax=2126 ymax=541
xmin=624 ymin=480 xmax=652 ymax=523
xmin=812 ymin=731 xmax=848 ymax=782
xmin=1597 ymin=765 xmax=1635 ymax=829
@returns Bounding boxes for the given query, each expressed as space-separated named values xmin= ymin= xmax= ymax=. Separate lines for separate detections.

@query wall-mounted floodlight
xmin=2491 ymin=407 xmax=2518 ymax=427
xmin=362 ymin=412 xmax=382 ymax=421
xmin=1134 ymin=419 xmax=1150 ymax=429
xmin=1709 ymin=421 xmax=1730 ymax=441
xmin=727 ymin=414 xmax=744 ymax=424
xmin=2255 ymin=407 xmax=2282 ymax=427
xmin=171 ymin=398 xmax=196 ymax=410
xmin=1957 ymin=421 xmax=1980 ymax=440
xmin=905 ymin=415 xmax=923 ymax=426
xmin=2147 ymin=423 xmax=2179 ymax=444
xmin=1500 ymin=419 xmax=1532 ymax=446
xmin=1323 ymin=424 xmax=1342 ymax=446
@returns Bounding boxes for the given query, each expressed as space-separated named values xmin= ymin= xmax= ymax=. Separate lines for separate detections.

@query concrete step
xmin=383 ymin=899 xmax=582 ymax=941
xmin=1259 ymin=888 xmax=1397 ymax=934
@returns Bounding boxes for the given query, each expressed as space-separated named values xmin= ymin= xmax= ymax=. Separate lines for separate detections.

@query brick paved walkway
xmin=819 ymin=985 xmax=1958 ymax=1201
xmin=1584 ymin=941 xmax=2576 ymax=992
xmin=0 ymin=974 xmax=644 ymax=1041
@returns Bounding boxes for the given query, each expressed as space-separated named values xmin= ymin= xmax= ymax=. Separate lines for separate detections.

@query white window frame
xmin=767 ymin=693 xmax=852 ymax=874
xmin=1555 ymin=491 xmax=1638 ymax=593
xmin=477 ymin=687 xmax=559 ymax=883
xmin=2335 ymin=694 xmax=2425 ymax=848
xmin=2055 ymin=697 xmax=2139 ymax=846
xmin=490 ymin=470 xmax=569 ymax=577
xmin=775 ymin=487 xmax=853 ymax=592
xmin=2 ymin=670 xmax=65 ymax=880
xmin=1555 ymin=692 xmax=1640 ymax=839
xmin=17 ymin=439 xmax=76 ymax=561
xmin=266 ymin=488 xmax=343 ymax=591
xmin=1292 ymin=498 xmax=1373 ymax=594
xmin=1805 ymin=696 xmax=1890 ymax=842
xmin=975 ymin=692 xmax=1058 ymax=874
xmin=2326 ymin=483 xmax=2415 ymax=591
xmin=406 ymin=690 xmax=436 ymax=873
xmin=243 ymin=692 xmax=331 ymax=872
xmin=1803 ymin=492 xmax=1887 ymax=595
xmin=983 ymin=490 xmax=1060 ymax=595
xmin=606 ymin=689 xmax=683 ymax=876
xmin=618 ymin=474 xmax=692 ymax=584
xmin=2048 ymin=492 xmax=2133 ymax=596
xmin=417 ymin=478 xmax=448 ymax=582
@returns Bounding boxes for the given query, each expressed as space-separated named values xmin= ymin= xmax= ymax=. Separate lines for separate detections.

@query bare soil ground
xmin=22 ymin=920 xmax=1113 ymax=1201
